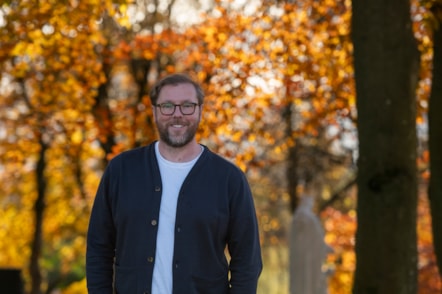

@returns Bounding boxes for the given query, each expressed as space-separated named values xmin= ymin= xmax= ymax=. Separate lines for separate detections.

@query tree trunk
xmin=284 ymin=100 xmax=300 ymax=213
xmin=351 ymin=0 xmax=420 ymax=293
xmin=287 ymin=143 xmax=300 ymax=213
xmin=30 ymin=137 xmax=48 ymax=294
xmin=428 ymin=6 xmax=442 ymax=277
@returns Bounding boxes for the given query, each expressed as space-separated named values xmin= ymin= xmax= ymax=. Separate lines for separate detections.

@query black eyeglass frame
xmin=154 ymin=102 xmax=201 ymax=116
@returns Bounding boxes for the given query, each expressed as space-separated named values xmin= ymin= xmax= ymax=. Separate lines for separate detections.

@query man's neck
xmin=157 ymin=140 xmax=202 ymax=163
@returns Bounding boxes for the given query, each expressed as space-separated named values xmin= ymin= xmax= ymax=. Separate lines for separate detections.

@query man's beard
xmin=156 ymin=119 xmax=199 ymax=148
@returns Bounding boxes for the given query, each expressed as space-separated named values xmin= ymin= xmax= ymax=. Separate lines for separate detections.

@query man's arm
xmin=86 ymin=168 xmax=116 ymax=293
xmin=227 ymin=172 xmax=262 ymax=294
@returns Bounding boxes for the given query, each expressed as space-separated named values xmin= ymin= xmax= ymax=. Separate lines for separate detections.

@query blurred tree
xmin=352 ymin=0 xmax=420 ymax=293
xmin=0 ymin=1 xmax=128 ymax=293
xmin=426 ymin=0 xmax=442 ymax=277
xmin=176 ymin=0 xmax=356 ymax=210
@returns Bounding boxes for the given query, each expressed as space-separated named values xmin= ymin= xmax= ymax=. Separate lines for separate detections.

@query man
xmin=86 ymin=73 xmax=262 ymax=294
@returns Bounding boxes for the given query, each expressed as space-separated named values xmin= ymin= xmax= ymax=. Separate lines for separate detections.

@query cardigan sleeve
xmin=86 ymin=164 xmax=116 ymax=294
xmin=227 ymin=171 xmax=262 ymax=294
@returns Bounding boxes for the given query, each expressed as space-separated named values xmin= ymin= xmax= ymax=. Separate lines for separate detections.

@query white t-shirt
xmin=152 ymin=142 xmax=202 ymax=294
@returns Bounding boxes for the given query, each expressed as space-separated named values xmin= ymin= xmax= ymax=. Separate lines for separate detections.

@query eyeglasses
xmin=154 ymin=102 xmax=200 ymax=116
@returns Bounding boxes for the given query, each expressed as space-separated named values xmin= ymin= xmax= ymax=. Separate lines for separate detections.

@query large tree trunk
xmin=351 ymin=0 xmax=420 ymax=293
xmin=428 ymin=6 xmax=442 ymax=277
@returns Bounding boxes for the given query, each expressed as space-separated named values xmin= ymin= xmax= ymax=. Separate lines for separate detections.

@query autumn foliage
xmin=0 ymin=0 xmax=440 ymax=293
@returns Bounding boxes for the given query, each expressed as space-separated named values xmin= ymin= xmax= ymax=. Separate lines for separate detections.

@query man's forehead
xmin=158 ymin=83 xmax=197 ymax=99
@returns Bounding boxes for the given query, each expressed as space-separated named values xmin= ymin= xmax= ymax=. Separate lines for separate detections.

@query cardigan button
xmin=151 ymin=219 xmax=157 ymax=226
xmin=147 ymin=257 xmax=154 ymax=263
xmin=155 ymin=186 xmax=161 ymax=191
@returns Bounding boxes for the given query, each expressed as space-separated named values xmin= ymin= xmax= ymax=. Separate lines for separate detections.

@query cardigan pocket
xmin=114 ymin=265 xmax=150 ymax=293
xmin=191 ymin=273 xmax=229 ymax=294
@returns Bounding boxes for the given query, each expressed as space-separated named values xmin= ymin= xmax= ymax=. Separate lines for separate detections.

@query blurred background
xmin=0 ymin=0 xmax=441 ymax=293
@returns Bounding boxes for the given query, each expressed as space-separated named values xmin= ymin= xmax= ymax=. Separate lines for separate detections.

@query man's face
xmin=153 ymin=83 xmax=201 ymax=148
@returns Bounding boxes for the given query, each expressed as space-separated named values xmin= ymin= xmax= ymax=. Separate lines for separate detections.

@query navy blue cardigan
xmin=86 ymin=143 xmax=262 ymax=294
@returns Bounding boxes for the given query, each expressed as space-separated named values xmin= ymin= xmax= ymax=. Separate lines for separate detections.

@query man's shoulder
xmin=108 ymin=143 xmax=154 ymax=167
xmin=202 ymin=145 xmax=244 ymax=174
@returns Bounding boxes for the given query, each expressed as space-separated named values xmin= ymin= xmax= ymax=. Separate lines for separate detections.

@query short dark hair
xmin=149 ymin=73 xmax=205 ymax=105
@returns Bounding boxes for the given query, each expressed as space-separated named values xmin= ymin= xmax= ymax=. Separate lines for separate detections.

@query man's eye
xmin=162 ymin=103 xmax=174 ymax=109
xmin=182 ymin=103 xmax=194 ymax=109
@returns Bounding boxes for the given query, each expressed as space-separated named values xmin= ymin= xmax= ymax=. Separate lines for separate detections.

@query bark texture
xmin=351 ymin=0 xmax=420 ymax=293
xmin=428 ymin=8 xmax=442 ymax=277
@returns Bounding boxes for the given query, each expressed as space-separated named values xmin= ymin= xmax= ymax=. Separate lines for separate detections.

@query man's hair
xmin=149 ymin=73 xmax=205 ymax=105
